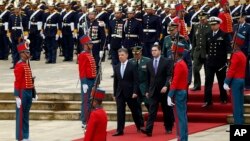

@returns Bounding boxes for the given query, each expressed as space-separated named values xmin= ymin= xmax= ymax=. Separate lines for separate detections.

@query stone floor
xmin=0 ymin=52 xmax=229 ymax=141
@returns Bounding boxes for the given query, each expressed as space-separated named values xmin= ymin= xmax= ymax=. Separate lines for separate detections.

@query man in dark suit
xmin=113 ymin=48 xmax=142 ymax=136
xmin=141 ymin=45 xmax=174 ymax=137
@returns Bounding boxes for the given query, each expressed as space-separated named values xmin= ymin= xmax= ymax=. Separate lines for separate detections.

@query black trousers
xmin=145 ymin=93 xmax=174 ymax=133
xmin=204 ymin=65 xmax=228 ymax=103
xmin=116 ymin=93 xmax=142 ymax=132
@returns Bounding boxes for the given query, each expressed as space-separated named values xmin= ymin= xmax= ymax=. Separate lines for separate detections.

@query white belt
xmin=143 ymin=29 xmax=156 ymax=32
xmin=63 ymin=23 xmax=71 ymax=26
xmin=92 ymin=40 xmax=101 ymax=43
xmin=46 ymin=24 xmax=57 ymax=27
xmin=192 ymin=22 xmax=199 ymax=25
xmin=246 ymin=15 xmax=250 ymax=18
xmin=12 ymin=27 xmax=22 ymax=30
xmin=30 ymin=22 xmax=38 ymax=25
xmin=111 ymin=34 xmax=122 ymax=38
xmin=125 ymin=34 xmax=138 ymax=38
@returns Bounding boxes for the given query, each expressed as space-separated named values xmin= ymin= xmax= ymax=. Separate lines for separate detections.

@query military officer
xmin=203 ymin=17 xmax=229 ymax=108
xmin=61 ymin=1 xmax=77 ymax=62
xmin=143 ymin=3 xmax=161 ymax=58
xmin=108 ymin=6 xmax=124 ymax=70
xmin=78 ymin=35 xmax=97 ymax=129
xmin=8 ymin=1 xmax=29 ymax=69
xmin=234 ymin=13 xmax=250 ymax=90
xmin=0 ymin=1 xmax=10 ymax=60
xmin=190 ymin=12 xmax=210 ymax=91
xmin=95 ymin=0 xmax=110 ymax=28
xmin=84 ymin=7 xmax=106 ymax=71
xmin=207 ymin=0 xmax=220 ymax=17
xmin=84 ymin=88 xmax=107 ymax=141
xmin=27 ymin=0 xmax=43 ymax=61
xmin=167 ymin=42 xmax=189 ymax=141
xmin=189 ymin=1 xmax=201 ymax=29
xmin=163 ymin=22 xmax=192 ymax=86
xmin=76 ymin=2 xmax=87 ymax=55
xmin=14 ymin=41 xmax=37 ymax=141
xmin=42 ymin=0 xmax=61 ymax=64
xmin=224 ymin=33 xmax=247 ymax=126
xmin=129 ymin=46 xmax=151 ymax=127
xmin=123 ymin=7 xmax=143 ymax=59
xmin=244 ymin=0 xmax=250 ymax=23
xmin=230 ymin=0 xmax=243 ymax=25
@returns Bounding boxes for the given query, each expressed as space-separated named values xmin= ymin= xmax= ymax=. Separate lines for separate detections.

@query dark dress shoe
xmin=221 ymin=100 xmax=227 ymax=104
xmin=166 ymin=130 xmax=172 ymax=134
xmin=190 ymin=87 xmax=201 ymax=91
xmin=201 ymin=102 xmax=213 ymax=108
xmin=140 ymin=128 xmax=152 ymax=137
xmin=45 ymin=61 xmax=52 ymax=64
xmin=112 ymin=132 xmax=124 ymax=136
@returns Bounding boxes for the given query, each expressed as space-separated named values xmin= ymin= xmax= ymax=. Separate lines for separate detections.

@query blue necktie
xmin=121 ymin=63 xmax=125 ymax=78
xmin=154 ymin=59 xmax=158 ymax=74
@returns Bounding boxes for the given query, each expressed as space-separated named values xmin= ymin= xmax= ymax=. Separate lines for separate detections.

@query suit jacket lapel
xmin=123 ymin=62 xmax=129 ymax=79
xmin=155 ymin=57 xmax=162 ymax=76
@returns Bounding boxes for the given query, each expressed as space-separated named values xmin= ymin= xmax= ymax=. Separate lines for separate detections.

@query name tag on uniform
xmin=217 ymin=37 xmax=223 ymax=40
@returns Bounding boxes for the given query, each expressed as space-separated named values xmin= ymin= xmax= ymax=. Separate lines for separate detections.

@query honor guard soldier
xmin=218 ymin=0 xmax=233 ymax=37
xmin=160 ymin=2 xmax=170 ymax=21
xmin=61 ymin=1 xmax=77 ymax=62
xmin=224 ymin=33 xmax=247 ymax=125
xmin=42 ymin=0 xmax=61 ymax=64
xmin=207 ymin=0 xmax=220 ymax=17
xmin=84 ymin=7 xmax=106 ymax=71
xmin=76 ymin=1 xmax=88 ymax=54
xmin=143 ymin=2 xmax=161 ymax=58
xmin=78 ymin=35 xmax=97 ymax=130
xmin=190 ymin=12 xmax=210 ymax=91
xmin=123 ymin=6 xmax=143 ymax=58
xmin=8 ymin=1 xmax=29 ymax=69
xmin=184 ymin=0 xmax=194 ymax=28
xmin=108 ymin=6 xmax=124 ymax=70
xmin=0 ymin=0 xmax=11 ymax=60
xmin=21 ymin=0 xmax=31 ymax=16
xmin=244 ymin=0 xmax=250 ymax=23
xmin=14 ymin=41 xmax=37 ymax=141
xmin=202 ymin=17 xmax=230 ymax=108
xmin=189 ymin=0 xmax=201 ymax=29
xmin=230 ymin=0 xmax=242 ymax=25
xmin=84 ymin=88 xmax=108 ymax=141
xmin=234 ymin=13 xmax=250 ymax=90
xmin=95 ymin=0 xmax=110 ymax=28
xmin=129 ymin=46 xmax=151 ymax=127
xmin=28 ymin=0 xmax=43 ymax=61
xmin=167 ymin=42 xmax=189 ymax=141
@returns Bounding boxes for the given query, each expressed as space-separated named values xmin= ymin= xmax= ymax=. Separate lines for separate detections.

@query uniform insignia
xmin=217 ymin=37 xmax=223 ymax=40
xmin=141 ymin=65 xmax=146 ymax=69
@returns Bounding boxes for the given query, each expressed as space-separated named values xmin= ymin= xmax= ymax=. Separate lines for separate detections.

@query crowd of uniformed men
xmin=6 ymin=0 xmax=250 ymax=140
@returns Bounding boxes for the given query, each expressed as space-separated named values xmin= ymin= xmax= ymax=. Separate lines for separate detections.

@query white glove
xmin=25 ymin=39 xmax=30 ymax=45
xmin=16 ymin=97 xmax=22 ymax=108
xmin=167 ymin=96 xmax=175 ymax=106
xmin=107 ymin=44 xmax=111 ymax=50
xmin=55 ymin=35 xmax=59 ymax=40
xmin=223 ymin=83 xmax=230 ymax=91
xmin=82 ymin=84 xmax=88 ymax=93
xmin=72 ymin=32 xmax=78 ymax=39
xmin=24 ymin=35 xmax=28 ymax=40
xmin=32 ymin=95 xmax=38 ymax=101
xmin=99 ymin=51 xmax=104 ymax=58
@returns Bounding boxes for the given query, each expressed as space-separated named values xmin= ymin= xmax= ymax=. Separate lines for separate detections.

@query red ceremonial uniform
xmin=218 ymin=12 xmax=233 ymax=33
xmin=170 ymin=59 xmax=188 ymax=90
xmin=84 ymin=108 xmax=108 ymax=141
xmin=226 ymin=51 xmax=246 ymax=79
xmin=78 ymin=51 xmax=97 ymax=79
xmin=14 ymin=61 xmax=34 ymax=93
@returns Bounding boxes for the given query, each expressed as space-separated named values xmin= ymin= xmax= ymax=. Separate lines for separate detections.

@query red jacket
xmin=14 ymin=61 xmax=33 ymax=90
xmin=173 ymin=17 xmax=188 ymax=39
xmin=226 ymin=51 xmax=246 ymax=79
xmin=218 ymin=12 xmax=233 ymax=33
xmin=78 ymin=51 xmax=96 ymax=79
xmin=170 ymin=60 xmax=188 ymax=90
xmin=84 ymin=108 xmax=107 ymax=141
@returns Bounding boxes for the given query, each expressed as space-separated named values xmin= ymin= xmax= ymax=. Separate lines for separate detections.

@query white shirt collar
xmin=154 ymin=56 xmax=161 ymax=61
xmin=121 ymin=60 xmax=128 ymax=65
xmin=213 ymin=29 xmax=219 ymax=34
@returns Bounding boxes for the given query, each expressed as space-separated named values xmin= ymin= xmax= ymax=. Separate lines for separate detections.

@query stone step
xmin=0 ymin=100 xmax=148 ymax=112
xmin=227 ymin=114 xmax=250 ymax=124
xmin=0 ymin=110 xmax=145 ymax=121
xmin=0 ymin=92 xmax=114 ymax=101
